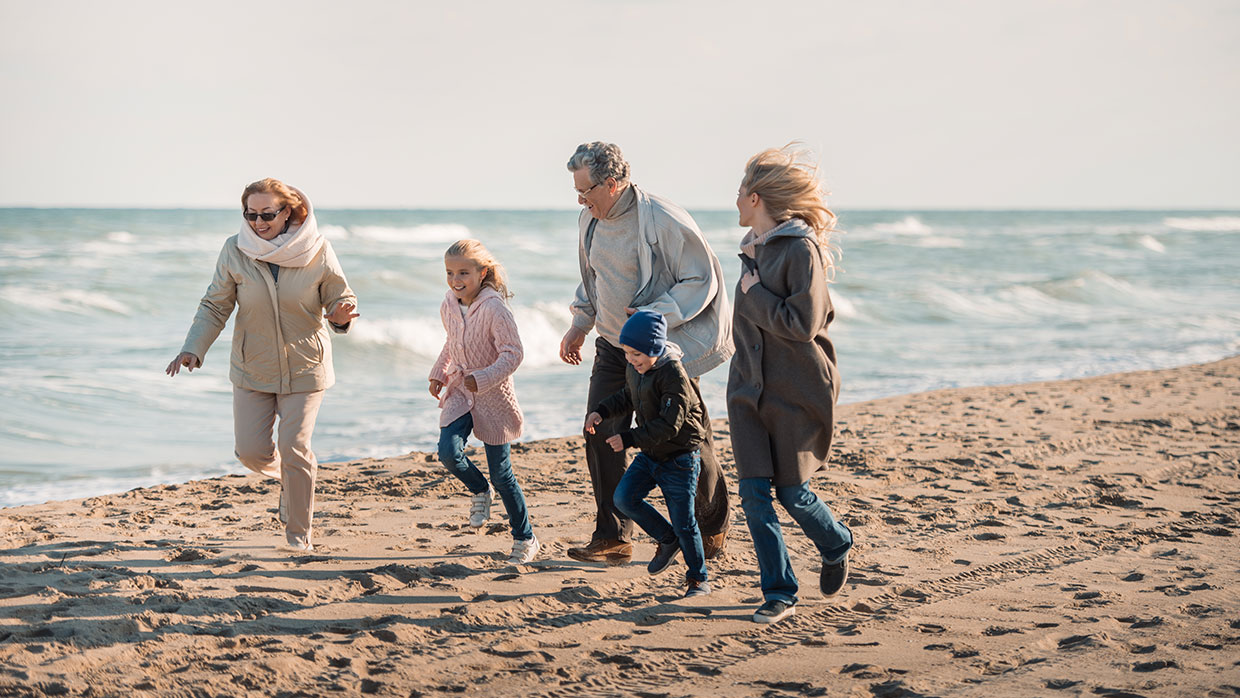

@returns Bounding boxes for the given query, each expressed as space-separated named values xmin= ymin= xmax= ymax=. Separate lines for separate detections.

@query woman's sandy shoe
xmin=753 ymin=599 xmax=795 ymax=624
xmin=507 ymin=534 xmax=540 ymax=564
xmin=468 ymin=486 xmax=493 ymax=528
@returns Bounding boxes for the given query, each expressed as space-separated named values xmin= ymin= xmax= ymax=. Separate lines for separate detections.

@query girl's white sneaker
xmin=507 ymin=534 xmax=540 ymax=564
xmin=468 ymin=486 xmax=493 ymax=528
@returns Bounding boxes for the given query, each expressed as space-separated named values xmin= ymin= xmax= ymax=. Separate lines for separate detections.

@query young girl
xmin=429 ymin=239 xmax=539 ymax=564
xmin=728 ymin=146 xmax=853 ymax=624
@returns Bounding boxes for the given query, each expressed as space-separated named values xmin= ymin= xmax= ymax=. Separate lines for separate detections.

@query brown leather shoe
xmin=567 ymin=539 xmax=633 ymax=565
xmin=702 ymin=531 xmax=727 ymax=560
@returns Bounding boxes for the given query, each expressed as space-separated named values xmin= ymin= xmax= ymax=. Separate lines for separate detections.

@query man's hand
xmin=605 ymin=434 xmax=624 ymax=452
xmin=559 ymin=326 xmax=586 ymax=365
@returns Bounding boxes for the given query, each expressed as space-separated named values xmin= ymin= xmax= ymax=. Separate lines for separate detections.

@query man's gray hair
xmin=566 ymin=142 xmax=631 ymax=185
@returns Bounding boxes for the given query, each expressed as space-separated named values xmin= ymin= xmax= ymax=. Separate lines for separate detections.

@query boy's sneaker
xmin=684 ymin=580 xmax=711 ymax=598
xmin=647 ymin=540 xmax=680 ymax=575
xmin=507 ymin=534 xmax=540 ymax=565
xmin=753 ymin=599 xmax=796 ymax=624
xmin=468 ymin=486 xmax=493 ymax=528
xmin=820 ymin=552 xmax=849 ymax=598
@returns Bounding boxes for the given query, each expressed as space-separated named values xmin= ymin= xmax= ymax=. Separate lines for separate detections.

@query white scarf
xmin=236 ymin=187 xmax=324 ymax=267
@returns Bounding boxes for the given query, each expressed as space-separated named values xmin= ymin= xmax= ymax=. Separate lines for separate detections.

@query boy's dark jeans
xmin=584 ymin=337 xmax=730 ymax=544
xmin=613 ymin=449 xmax=708 ymax=583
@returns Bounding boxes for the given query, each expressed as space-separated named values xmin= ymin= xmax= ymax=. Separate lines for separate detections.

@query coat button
xmin=753 ymin=343 xmax=760 ymax=351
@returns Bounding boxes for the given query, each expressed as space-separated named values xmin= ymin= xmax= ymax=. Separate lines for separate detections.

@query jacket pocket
xmin=287 ymin=332 xmax=325 ymax=378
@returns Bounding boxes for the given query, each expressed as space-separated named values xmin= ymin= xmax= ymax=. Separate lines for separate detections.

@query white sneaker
xmin=468 ymin=486 xmax=493 ymax=528
xmin=507 ymin=534 xmax=540 ymax=564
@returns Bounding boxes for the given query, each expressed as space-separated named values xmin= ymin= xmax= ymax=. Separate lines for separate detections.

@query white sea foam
xmin=349 ymin=224 xmax=472 ymax=244
xmin=1137 ymin=235 xmax=1166 ymax=253
xmin=348 ymin=316 xmax=447 ymax=357
xmin=320 ymin=224 xmax=350 ymax=240
xmin=105 ymin=231 xmax=136 ymax=243
xmin=1163 ymin=216 xmax=1240 ymax=232
xmin=869 ymin=216 xmax=933 ymax=235
xmin=1 ymin=287 xmax=130 ymax=316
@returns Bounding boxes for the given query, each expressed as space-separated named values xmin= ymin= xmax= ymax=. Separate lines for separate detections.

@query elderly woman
xmin=166 ymin=178 xmax=358 ymax=552
xmin=728 ymin=146 xmax=852 ymax=624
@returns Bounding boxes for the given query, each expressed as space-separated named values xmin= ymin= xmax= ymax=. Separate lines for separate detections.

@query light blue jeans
xmin=438 ymin=413 xmax=533 ymax=541
xmin=739 ymin=477 xmax=852 ymax=605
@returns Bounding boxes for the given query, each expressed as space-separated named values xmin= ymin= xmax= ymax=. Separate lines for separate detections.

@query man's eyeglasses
xmin=574 ymin=182 xmax=602 ymax=199
xmin=243 ymin=206 xmax=286 ymax=222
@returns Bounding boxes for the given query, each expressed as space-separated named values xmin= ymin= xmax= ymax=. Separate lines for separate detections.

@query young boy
xmin=583 ymin=310 xmax=711 ymax=598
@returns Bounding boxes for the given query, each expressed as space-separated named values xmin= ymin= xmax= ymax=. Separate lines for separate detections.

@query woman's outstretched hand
xmin=165 ymin=352 xmax=201 ymax=377
xmin=325 ymin=301 xmax=360 ymax=326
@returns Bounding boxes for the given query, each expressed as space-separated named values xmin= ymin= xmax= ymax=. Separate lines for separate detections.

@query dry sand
xmin=2 ymin=357 xmax=1238 ymax=697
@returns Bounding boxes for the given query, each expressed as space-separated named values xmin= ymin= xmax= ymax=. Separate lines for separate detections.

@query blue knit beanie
xmin=619 ymin=309 xmax=667 ymax=357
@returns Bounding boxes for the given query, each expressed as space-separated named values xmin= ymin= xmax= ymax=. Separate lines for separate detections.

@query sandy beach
xmin=1 ymin=357 xmax=1237 ymax=697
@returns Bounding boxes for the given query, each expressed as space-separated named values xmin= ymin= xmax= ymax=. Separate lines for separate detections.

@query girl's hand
xmin=464 ymin=375 xmax=478 ymax=392
xmin=166 ymin=352 xmax=201 ymax=377
xmin=583 ymin=412 xmax=602 ymax=434
xmin=325 ymin=301 xmax=360 ymax=326
xmin=605 ymin=434 xmax=625 ymax=452
xmin=740 ymin=269 xmax=761 ymax=294
xmin=429 ymin=379 xmax=444 ymax=398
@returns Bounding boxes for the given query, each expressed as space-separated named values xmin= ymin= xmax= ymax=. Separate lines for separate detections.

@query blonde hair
xmin=241 ymin=178 xmax=308 ymax=225
xmin=445 ymin=239 xmax=512 ymax=300
xmin=741 ymin=144 xmax=841 ymax=277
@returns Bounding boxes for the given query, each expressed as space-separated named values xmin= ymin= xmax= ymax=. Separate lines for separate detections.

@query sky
xmin=1 ymin=1 xmax=1237 ymax=210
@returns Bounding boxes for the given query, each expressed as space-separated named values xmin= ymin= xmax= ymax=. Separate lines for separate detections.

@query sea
xmin=1 ymin=209 xmax=1238 ymax=508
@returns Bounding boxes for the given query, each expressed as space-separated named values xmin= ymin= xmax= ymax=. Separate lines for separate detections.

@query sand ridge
xmin=1 ymin=357 xmax=1238 ymax=697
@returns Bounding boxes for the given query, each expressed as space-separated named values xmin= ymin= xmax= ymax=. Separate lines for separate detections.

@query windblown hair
xmin=565 ymin=142 xmax=631 ymax=185
xmin=445 ymin=239 xmax=513 ymax=300
xmin=241 ymin=178 xmax=308 ymax=225
xmin=741 ymin=144 xmax=841 ymax=278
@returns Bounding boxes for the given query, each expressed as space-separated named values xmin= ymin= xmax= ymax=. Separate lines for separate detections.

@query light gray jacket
xmin=571 ymin=184 xmax=733 ymax=378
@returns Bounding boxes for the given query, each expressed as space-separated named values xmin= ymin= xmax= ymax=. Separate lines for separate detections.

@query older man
xmin=559 ymin=141 xmax=734 ymax=565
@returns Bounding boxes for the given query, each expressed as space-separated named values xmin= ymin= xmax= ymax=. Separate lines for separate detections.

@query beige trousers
xmin=233 ymin=387 xmax=325 ymax=547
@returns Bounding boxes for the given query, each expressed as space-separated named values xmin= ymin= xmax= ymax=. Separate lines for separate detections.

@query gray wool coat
xmin=726 ymin=219 xmax=840 ymax=486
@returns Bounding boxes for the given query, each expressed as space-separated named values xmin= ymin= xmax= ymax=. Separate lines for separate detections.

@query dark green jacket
xmin=594 ymin=354 xmax=707 ymax=462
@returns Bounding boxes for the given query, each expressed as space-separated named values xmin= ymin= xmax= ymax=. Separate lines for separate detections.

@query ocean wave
xmin=1136 ymin=235 xmax=1166 ymax=253
xmin=867 ymin=216 xmax=933 ymax=235
xmin=1163 ymin=216 xmax=1240 ymax=232
xmin=348 ymin=224 xmax=472 ymax=244
xmin=345 ymin=303 xmax=577 ymax=369
xmin=0 ymin=287 xmax=130 ymax=316
xmin=105 ymin=231 xmax=136 ymax=243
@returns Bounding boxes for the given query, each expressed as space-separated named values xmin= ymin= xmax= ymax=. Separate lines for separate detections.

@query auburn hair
xmin=241 ymin=178 xmax=308 ymax=225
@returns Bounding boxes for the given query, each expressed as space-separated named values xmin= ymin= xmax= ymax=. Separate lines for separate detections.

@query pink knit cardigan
xmin=429 ymin=287 xmax=524 ymax=445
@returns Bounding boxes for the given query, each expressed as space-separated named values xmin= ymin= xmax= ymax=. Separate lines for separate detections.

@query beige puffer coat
xmin=181 ymin=233 xmax=356 ymax=395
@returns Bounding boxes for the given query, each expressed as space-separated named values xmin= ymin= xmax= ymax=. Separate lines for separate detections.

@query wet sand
xmin=2 ymin=357 xmax=1238 ymax=697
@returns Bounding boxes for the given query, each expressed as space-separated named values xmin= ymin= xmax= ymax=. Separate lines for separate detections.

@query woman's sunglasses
xmin=243 ymin=206 xmax=286 ymax=222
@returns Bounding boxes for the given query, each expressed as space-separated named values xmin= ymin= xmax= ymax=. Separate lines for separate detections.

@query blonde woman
xmin=167 ymin=178 xmax=358 ymax=553
xmin=727 ymin=146 xmax=852 ymax=623
xmin=429 ymin=239 xmax=539 ymax=564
